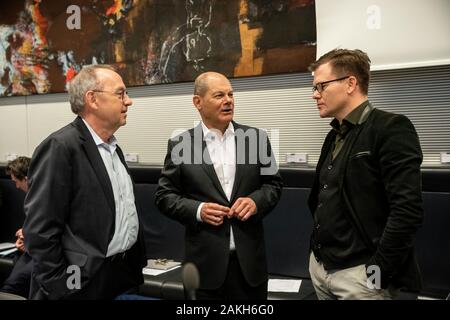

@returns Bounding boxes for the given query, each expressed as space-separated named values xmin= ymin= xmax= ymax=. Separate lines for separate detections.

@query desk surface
xmin=140 ymin=268 xmax=317 ymax=300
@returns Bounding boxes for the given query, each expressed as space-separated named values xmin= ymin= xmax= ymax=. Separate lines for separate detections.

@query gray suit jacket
xmin=23 ymin=116 xmax=145 ymax=299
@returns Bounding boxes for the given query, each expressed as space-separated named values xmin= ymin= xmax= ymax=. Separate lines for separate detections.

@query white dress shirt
xmin=196 ymin=121 xmax=237 ymax=250
xmin=82 ymin=119 xmax=139 ymax=257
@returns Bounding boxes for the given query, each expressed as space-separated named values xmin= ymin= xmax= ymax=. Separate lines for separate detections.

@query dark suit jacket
xmin=23 ymin=116 xmax=145 ymax=300
xmin=155 ymin=122 xmax=283 ymax=289
xmin=308 ymin=105 xmax=424 ymax=291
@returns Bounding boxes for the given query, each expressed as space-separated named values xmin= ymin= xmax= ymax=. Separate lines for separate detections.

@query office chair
xmin=0 ymin=292 xmax=27 ymax=300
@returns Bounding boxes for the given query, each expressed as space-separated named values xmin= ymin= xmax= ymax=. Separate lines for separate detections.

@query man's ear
xmin=347 ymin=76 xmax=358 ymax=94
xmin=193 ymin=95 xmax=202 ymax=111
xmin=85 ymin=91 xmax=98 ymax=110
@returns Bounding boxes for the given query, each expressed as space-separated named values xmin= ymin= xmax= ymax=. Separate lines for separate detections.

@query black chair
xmin=0 ymin=291 xmax=27 ymax=300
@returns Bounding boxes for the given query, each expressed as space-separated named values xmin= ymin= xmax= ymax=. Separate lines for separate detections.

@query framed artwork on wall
xmin=0 ymin=0 xmax=316 ymax=97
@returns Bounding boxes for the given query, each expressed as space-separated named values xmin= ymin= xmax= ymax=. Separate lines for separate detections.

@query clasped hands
xmin=15 ymin=228 xmax=26 ymax=252
xmin=200 ymin=197 xmax=257 ymax=226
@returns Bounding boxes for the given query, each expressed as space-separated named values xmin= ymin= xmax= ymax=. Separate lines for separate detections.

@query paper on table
xmin=268 ymin=279 xmax=302 ymax=293
xmin=146 ymin=259 xmax=181 ymax=270
xmin=142 ymin=265 xmax=181 ymax=276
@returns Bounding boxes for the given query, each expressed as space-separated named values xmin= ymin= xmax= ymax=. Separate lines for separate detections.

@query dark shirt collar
xmin=330 ymin=100 xmax=370 ymax=137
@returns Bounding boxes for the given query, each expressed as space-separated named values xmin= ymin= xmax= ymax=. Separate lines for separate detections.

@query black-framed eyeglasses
xmin=92 ymin=89 xmax=129 ymax=101
xmin=312 ymin=76 xmax=350 ymax=93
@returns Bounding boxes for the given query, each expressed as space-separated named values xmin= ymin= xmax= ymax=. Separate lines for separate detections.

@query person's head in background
xmin=193 ymin=71 xmax=234 ymax=134
xmin=309 ymin=49 xmax=371 ymax=122
xmin=6 ymin=156 xmax=31 ymax=193
xmin=68 ymin=64 xmax=132 ymax=141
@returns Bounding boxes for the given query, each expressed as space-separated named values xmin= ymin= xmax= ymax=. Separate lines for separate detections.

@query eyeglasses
xmin=92 ymin=89 xmax=129 ymax=101
xmin=312 ymin=76 xmax=350 ymax=93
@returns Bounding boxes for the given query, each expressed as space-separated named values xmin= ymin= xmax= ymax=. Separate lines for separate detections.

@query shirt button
xmin=316 ymin=224 xmax=320 ymax=230
xmin=323 ymin=184 xmax=328 ymax=189
xmin=318 ymin=203 xmax=323 ymax=208
xmin=317 ymin=244 xmax=322 ymax=249
xmin=327 ymin=165 xmax=333 ymax=170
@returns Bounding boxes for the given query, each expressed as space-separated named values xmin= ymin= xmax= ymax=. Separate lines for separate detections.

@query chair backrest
xmin=0 ymin=291 xmax=27 ymax=300
xmin=134 ymin=183 xmax=185 ymax=261
xmin=264 ymin=187 xmax=313 ymax=278
xmin=0 ymin=179 xmax=25 ymax=242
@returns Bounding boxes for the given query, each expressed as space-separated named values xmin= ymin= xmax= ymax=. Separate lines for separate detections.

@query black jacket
xmin=309 ymin=106 xmax=424 ymax=291
xmin=155 ymin=122 xmax=283 ymax=289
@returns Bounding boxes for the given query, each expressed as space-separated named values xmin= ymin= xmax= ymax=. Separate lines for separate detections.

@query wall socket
xmin=286 ymin=153 xmax=308 ymax=164
xmin=125 ymin=153 xmax=139 ymax=163
xmin=5 ymin=153 xmax=18 ymax=162
xmin=440 ymin=152 xmax=450 ymax=164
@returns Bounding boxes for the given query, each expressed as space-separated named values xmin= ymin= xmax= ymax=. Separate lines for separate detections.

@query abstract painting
xmin=0 ymin=0 xmax=316 ymax=97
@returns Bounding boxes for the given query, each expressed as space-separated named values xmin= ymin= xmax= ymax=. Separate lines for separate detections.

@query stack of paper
xmin=142 ymin=259 xmax=181 ymax=276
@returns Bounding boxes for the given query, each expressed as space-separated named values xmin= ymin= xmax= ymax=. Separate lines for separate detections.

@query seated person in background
xmin=0 ymin=156 xmax=32 ymax=298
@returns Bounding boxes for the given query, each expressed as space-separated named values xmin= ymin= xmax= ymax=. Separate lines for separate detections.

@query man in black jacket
xmin=308 ymin=49 xmax=423 ymax=299
xmin=155 ymin=72 xmax=282 ymax=299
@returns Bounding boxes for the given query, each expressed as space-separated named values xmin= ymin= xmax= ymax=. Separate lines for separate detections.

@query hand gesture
xmin=15 ymin=228 xmax=26 ymax=252
xmin=229 ymin=197 xmax=257 ymax=221
xmin=200 ymin=203 xmax=230 ymax=226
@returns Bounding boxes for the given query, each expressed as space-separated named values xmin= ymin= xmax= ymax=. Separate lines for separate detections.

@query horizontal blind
xmin=1 ymin=65 xmax=449 ymax=167
xmin=369 ymin=66 xmax=450 ymax=166
xmin=117 ymin=65 xmax=450 ymax=166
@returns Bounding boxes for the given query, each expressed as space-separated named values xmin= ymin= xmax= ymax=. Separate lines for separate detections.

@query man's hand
xmin=15 ymin=228 xmax=25 ymax=252
xmin=229 ymin=197 xmax=257 ymax=221
xmin=200 ymin=203 xmax=230 ymax=226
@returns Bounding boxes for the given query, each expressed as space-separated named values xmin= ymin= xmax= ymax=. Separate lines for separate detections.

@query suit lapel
xmin=340 ymin=104 xmax=374 ymax=188
xmin=75 ymin=117 xmax=115 ymax=214
xmin=191 ymin=124 xmax=229 ymax=202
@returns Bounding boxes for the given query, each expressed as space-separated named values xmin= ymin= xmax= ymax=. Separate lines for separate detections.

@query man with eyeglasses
xmin=23 ymin=65 xmax=146 ymax=299
xmin=307 ymin=49 xmax=423 ymax=299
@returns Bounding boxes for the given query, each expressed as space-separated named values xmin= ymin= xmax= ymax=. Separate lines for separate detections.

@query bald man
xmin=156 ymin=72 xmax=283 ymax=300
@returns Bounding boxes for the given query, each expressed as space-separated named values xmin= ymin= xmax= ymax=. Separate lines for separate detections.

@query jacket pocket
xmin=64 ymin=250 xmax=88 ymax=268
xmin=350 ymin=150 xmax=372 ymax=159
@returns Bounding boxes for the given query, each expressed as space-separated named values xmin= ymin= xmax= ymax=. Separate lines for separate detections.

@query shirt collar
xmin=330 ymin=100 xmax=370 ymax=135
xmin=201 ymin=121 xmax=235 ymax=142
xmin=82 ymin=118 xmax=117 ymax=147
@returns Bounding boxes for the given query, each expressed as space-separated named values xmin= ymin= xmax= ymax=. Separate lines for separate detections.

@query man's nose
xmin=312 ymin=90 xmax=321 ymax=99
xmin=124 ymin=95 xmax=132 ymax=106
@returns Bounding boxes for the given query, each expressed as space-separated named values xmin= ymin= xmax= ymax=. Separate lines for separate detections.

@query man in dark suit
xmin=23 ymin=65 xmax=146 ymax=300
xmin=307 ymin=49 xmax=424 ymax=299
xmin=155 ymin=71 xmax=282 ymax=299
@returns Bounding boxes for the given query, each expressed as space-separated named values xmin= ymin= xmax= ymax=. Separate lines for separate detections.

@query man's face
xmin=312 ymin=62 xmax=350 ymax=119
xmin=92 ymin=69 xmax=132 ymax=131
xmin=11 ymin=174 xmax=28 ymax=193
xmin=194 ymin=75 xmax=234 ymax=130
